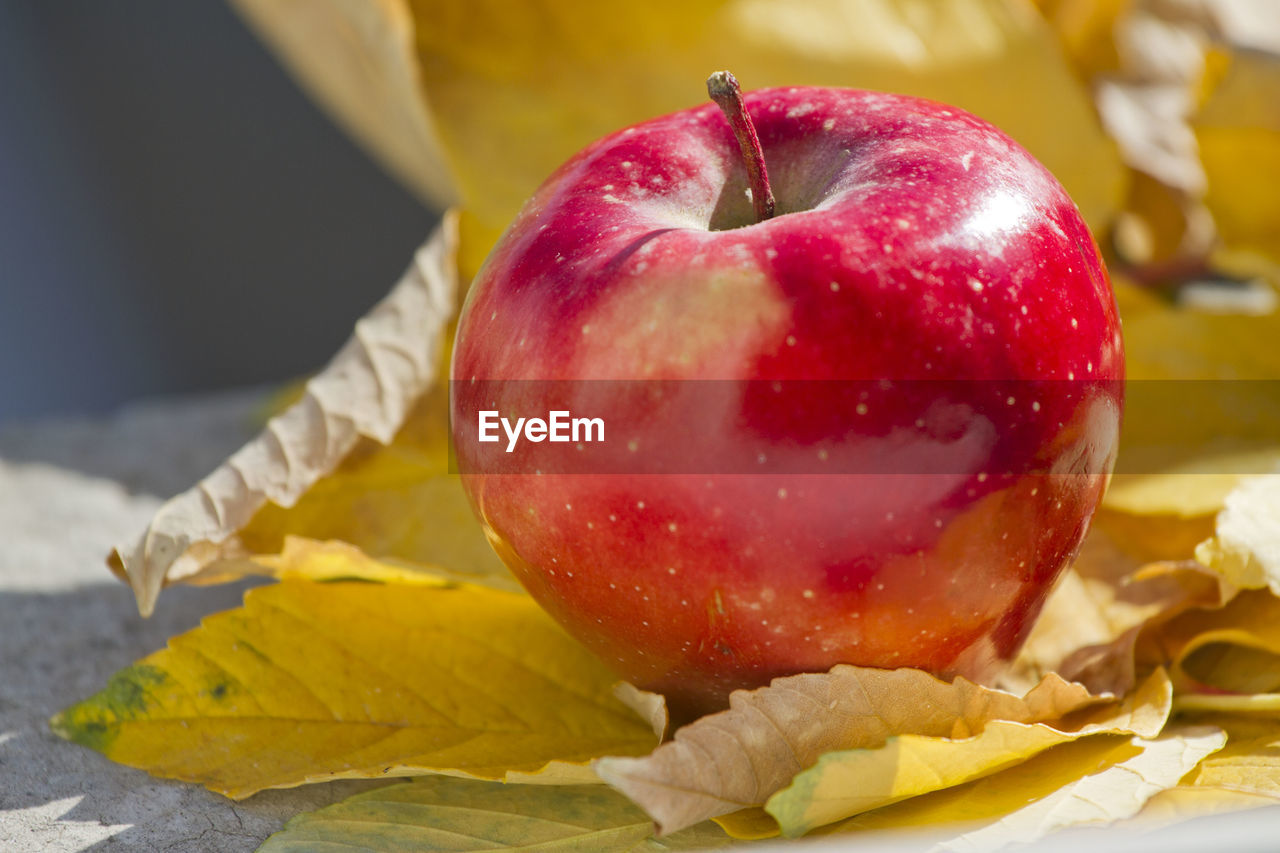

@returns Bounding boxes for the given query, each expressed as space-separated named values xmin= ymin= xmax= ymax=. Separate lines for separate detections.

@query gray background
xmin=0 ymin=1 xmax=440 ymax=422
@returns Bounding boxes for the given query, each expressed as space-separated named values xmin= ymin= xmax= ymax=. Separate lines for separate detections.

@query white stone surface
xmin=0 ymin=391 xmax=386 ymax=852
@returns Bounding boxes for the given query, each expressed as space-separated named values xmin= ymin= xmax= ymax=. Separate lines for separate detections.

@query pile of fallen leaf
xmin=54 ymin=1 xmax=1280 ymax=850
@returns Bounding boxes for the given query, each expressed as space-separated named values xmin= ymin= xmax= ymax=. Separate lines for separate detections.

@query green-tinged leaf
xmin=257 ymin=776 xmax=742 ymax=852
xmin=52 ymin=577 xmax=657 ymax=798
xmin=765 ymin=669 xmax=1172 ymax=836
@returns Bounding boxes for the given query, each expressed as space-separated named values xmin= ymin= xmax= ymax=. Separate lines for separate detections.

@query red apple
xmin=451 ymin=74 xmax=1123 ymax=717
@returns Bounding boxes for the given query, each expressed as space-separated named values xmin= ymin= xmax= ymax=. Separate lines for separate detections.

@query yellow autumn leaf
xmin=1153 ymin=588 xmax=1280 ymax=695
xmin=593 ymin=665 xmax=1104 ymax=835
xmin=1175 ymin=713 xmax=1280 ymax=802
xmin=815 ymin=726 xmax=1226 ymax=848
xmin=1134 ymin=785 xmax=1279 ymax=826
xmin=233 ymin=0 xmax=1122 ymax=275
xmin=763 ymin=669 xmax=1171 ymax=837
xmin=1096 ymin=278 xmax=1280 ymax=549
xmin=1031 ymin=0 xmax=1126 ymax=79
xmin=240 ymin=535 xmax=521 ymax=592
xmin=1198 ymin=47 xmax=1280 ymax=266
xmin=51 ymin=576 xmax=657 ymax=798
xmin=1196 ymin=475 xmax=1280 ymax=595
xmin=258 ymin=776 xmax=740 ymax=852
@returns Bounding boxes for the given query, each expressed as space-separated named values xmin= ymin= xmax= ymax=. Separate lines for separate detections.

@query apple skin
xmin=450 ymin=86 xmax=1123 ymax=716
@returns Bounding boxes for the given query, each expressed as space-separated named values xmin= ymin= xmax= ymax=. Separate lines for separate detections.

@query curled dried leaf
xmin=593 ymin=665 xmax=1104 ymax=835
xmin=110 ymin=214 xmax=460 ymax=616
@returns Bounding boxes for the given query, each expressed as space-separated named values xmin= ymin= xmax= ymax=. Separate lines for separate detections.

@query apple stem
xmin=707 ymin=71 xmax=775 ymax=223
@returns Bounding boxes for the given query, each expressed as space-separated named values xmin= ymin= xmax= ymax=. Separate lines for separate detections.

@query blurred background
xmin=0 ymin=2 xmax=438 ymax=421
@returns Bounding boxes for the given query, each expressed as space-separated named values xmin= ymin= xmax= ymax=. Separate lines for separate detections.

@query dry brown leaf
xmin=1001 ymin=527 xmax=1232 ymax=697
xmin=593 ymin=665 xmax=1104 ymax=835
xmin=110 ymin=213 xmax=459 ymax=616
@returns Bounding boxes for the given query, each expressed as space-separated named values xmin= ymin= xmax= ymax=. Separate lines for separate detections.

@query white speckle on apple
xmin=765 ymin=248 xmax=778 ymax=260
xmin=609 ymin=514 xmax=617 ymax=522
xmin=829 ymin=281 xmax=840 ymax=292
xmin=681 ymin=599 xmax=689 ymax=606
xmin=637 ymin=501 xmax=645 ymax=509
xmin=961 ymin=152 xmax=974 ymax=171
xmin=802 ymin=589 xmax=815 ymax=599
xmin=667 ymin=522 xmax=678 ymax=533
xmin=1006 ymin=396 xmax=1016 ymax=405
xmin=876 ymin=583 xmax=885 ymax=590
xmin=627 ymin=440 xmax=639 ymax=452
xmin=883 ymin=243 xmax=893 ymax=254
xmin=856 ymin=403 xmax=868 ymax=415
xmin=668 ymin=567 xmax=677 ymax=575
xmin=935 ymin=518 xmax=944 ymax=528
xmin=1020 ymin=305 xmax=1028 ymax=315
xmin=817 ymin=448 xmax=829 ymax=461
xmin=1070 ymin=317 xmax=1079 ymax=329
xmin=586 ymin=521 xmax=594 ymax=530
xmin=609 ymin=582 xmax=616 ymax=589
xmin=634 ymin=585 xmax=642 ymax=592
xmin=977 ymin=473 xmax=988 ymax=483
xmin=915 ymin=418 xmax=926 ymax=428
xmin=581 ymin=324 xmax=591 ymax=335
xmin=565 ymin=503 xmax=572 ymax=511
xmin=785 ymin=335 xmax=797 ymax=346
xmin=1087 ymin=361 xmax=1094 ymax=372
xmin=823 ymin=118 xmax=836 ymax=131
xmin=1067 ymin=371 xmax=1075 ymax=380
xmin=602 ymin=194 xmax=622 ymax=203
xmin=757 ymin=452 xmax=768 ymax=464
xmin=968 ymin=277 xmax=984 ymax=293
xmin=777 ymin=488 xmax=788 ymax=499
xmin=1032 ymin=401 xmax=1041 ymax=412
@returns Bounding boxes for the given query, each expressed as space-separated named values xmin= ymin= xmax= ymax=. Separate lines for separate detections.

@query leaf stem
xmin=707 ymin=70 xmax=775 ymax=223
